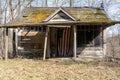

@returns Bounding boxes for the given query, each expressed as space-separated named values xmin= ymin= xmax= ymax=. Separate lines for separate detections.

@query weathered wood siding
xmin=18 ymin=31 xmax=45 ymax=51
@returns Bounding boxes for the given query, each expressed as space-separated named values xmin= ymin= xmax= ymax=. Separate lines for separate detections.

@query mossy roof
xmin=21 ymin=7 xmax=113 ymax=23
xmin=68 ymin=8 xmax=110 ymax=22
xmin=22 ymin=8 xmax=55 ymax=23
xmin=1 ymin=7 xmax=120 ymax=28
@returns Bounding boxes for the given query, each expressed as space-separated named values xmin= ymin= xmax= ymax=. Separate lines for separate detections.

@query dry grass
xmin=0 ymin=58 xmax=119 ymax=80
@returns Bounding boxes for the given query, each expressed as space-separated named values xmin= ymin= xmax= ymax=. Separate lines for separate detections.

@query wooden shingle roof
xmin=22 ymin=7 xmax=112 ymax=23
xmin=1 ymin=7 xmax=120 ymax=27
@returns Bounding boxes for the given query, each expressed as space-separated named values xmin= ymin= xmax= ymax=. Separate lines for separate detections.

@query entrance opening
xmin=50 ymin=27 xmax=72 ymax=57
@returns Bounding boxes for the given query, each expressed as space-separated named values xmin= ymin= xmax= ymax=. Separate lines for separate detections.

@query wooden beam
xmin=1 ymin=28 xmax=4 ymax=59
xmin=5 ymin=28 xmax=8 ymax=60
xmin=47 ymin=27 xmax=50 ymax=58
xmin=13 ymin=29 xmax=16 ymax=57
xmin=43 ymin=26 xmax=49 ymax=60
xmin=73 ymin=25 xmax=77 ymax=59
xmin=103 ymin=27 xmax=107 ymax=57
xmin=100 ymin=26 xmax=103 ymax=47
xmin=15 ymin=29 xmax=18 ymax=56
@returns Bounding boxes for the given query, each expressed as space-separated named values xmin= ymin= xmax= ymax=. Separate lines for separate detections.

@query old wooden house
xmin=2 ymin=7 xmax=120 ymax=60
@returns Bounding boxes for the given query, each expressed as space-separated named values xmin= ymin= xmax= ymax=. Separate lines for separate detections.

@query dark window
xmin=35 ymin=27 xmax=38 ymax=31
xmin=77 ymin=25 xmax=101 ymax=47
xmin=22 ymin=27 xmax=30 ymax=31
xmin=30 ymin=27 xmax=34 ymax=31
xmin=42 ymin=26 xmax=46 ymax=32
xmin=38 ymin=27 xmax=42 ymax=31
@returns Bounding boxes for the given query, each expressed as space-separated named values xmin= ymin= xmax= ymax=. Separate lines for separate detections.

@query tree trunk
xmin=0 ymin=0 xmax=2 ymax=59
xmin=9 ymin=0 xmax=17 ymax=57
xmin=70 ymin=0 xmax=72 ymax=7
xmin=45 ymin=0 xmax=48 ymax=7
xmin=9 ymin=0 xmax=14 ymax=20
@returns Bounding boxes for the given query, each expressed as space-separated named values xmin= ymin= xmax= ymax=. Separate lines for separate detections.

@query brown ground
xmin=0 ymin=58 xmax=119 ymax=80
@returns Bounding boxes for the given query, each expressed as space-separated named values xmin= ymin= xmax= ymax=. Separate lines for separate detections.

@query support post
xmin=5 ymin=28 xmax=8 ymax=60
xmin=100 ymin=26 xmax=102 ymax=47
xmin=43 ymin=26 xmax=49 ymax=60
xmin=13 ymin=29 xmax=16 ymax=57
xmin=73 ymin=25 xmax=77 ymax=59
xmin=47 ymin=29 xmax=50 ymax=58
xmin=1 ymin=28 xmax=4 ymax=59
xmin=103 ymin=27 xmax=107 ymax=57
xmin=16 ymin=29 xmax=18 ymax=56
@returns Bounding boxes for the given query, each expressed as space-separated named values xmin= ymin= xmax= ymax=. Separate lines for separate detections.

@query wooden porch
xmin=0 ymin=22 xmax=118 ymax=60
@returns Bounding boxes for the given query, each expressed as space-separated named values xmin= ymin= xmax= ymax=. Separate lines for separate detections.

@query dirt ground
xmin=0 ymin=58 xmax=120 ymax=80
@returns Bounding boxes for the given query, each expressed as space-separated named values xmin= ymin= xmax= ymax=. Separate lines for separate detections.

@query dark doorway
xmin=50 ymin=27 xmax=72 ymax=57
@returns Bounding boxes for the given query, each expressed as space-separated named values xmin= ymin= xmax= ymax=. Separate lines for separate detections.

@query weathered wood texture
xmin=73 ymin=25 xmax=77 ymax=58
xmin=43 ymin=26 xmax=49 ymax=60
xmin=103 ymin=27 xmax=107 ymax=57
xmin=15 ymin=29 xmax=18 ymax=56
xmin=5 ymin=28 xmax=8 ymax=60
xmin=46 ymin=28 xmax=50 ymax=58
xmin=12 ymin=29 xmax=16 ymax=57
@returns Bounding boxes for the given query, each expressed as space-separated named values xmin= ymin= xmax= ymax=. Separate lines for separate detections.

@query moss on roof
xmin=22 ymin=9 xmax=54 ymax=22
xmin=21 ymin=7 xmax=113 ymax=23
xmin=68 ymin=8 xmax=111 ymax=22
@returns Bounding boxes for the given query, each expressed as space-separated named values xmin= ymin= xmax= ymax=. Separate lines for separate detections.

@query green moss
xmin=90 ymin=20 xmax=115 ymax=22
xmin=69 ymin=8 xmax=108 ymax=22
xmin=96 ymin=7 xmax=101 ymax=10
xmin=22 ymin=8 xmax=112 ymax=23
xmin=22 ymin=9 xmax=54 ymax=22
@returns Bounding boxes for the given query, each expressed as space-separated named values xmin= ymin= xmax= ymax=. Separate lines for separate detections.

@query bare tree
xmin=107 ymin=28 xmax=115 ymax=58
xmin=50 ymin=0 xmax=70 ymax=7
xmin=45 ymin=0 xmax=48 ymax=7
xmin=116 ymin=25 xmax=120 ymax=57
xmin=8 ymin=0 xmax=16 ymax=57
xmin=0 ymin=0 xmax=3 ymax=59
xmin=0 ymin=0 xmax=2 ymax=24
xmin=70 ymin=0 xmax=72 ymax=7
xmin=9 ymin=0 xmax=14 ymax=20
xmin=106 ymin=25 xmax=120 ymax=59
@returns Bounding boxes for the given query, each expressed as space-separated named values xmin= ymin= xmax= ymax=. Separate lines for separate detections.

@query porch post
xmin=5 ymin=28 xmax=8 ymax=60
xmin=103 ymin=27 xmax=107 ymax=57
xmin=15 ymin=28 xmax=18 ymax=56
xmin=1 ymin=28 xmax=4 ymax=59
xmin=73 ymin=25 xmax=77 ymax=59
xmin=43 ymin=26 xmax=49 ymax=60
xmin=47 ymin=29 xmax=50 ymax=58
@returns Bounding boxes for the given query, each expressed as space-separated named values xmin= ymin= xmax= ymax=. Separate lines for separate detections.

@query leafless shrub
xmin=106 ymin=24 xmax=120 ymax=62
